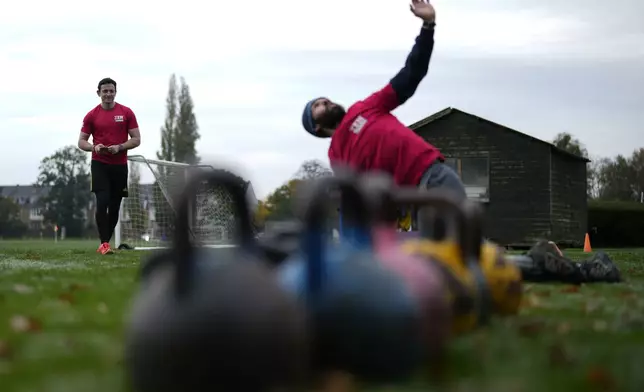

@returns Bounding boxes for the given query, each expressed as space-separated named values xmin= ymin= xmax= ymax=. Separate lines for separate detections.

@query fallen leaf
xmin=68 ymin=283 xmax=89 ymax=291
xmin=556 ymin=322 xmax=572 ymax=335
xmin=593 ymin=320 xmax=608 ymax=332
xmin=97 ymin=303 xmax=109 ymax=314
xmin=318 ymin=371 xmax=357 ymax=392
xmin=13 ymin=284 xmax=33 ymax=294
xmin=522 ymin=293 xmax=542 ymax=308
xmin=62 ymin=338 xmax=77 ymax=352
xmin=10 ymin=315 xmax=42 ymax=333
xmin=535 ymin=290 xmax=552 ymax=298
xmin=518 ymin=320 xmax=546 ymax=337
xmin=548 ymin=343 xmax=572 ymax=367
xmin=561 ymin=285 xmax=580 ymax=293
xmin=22 ymin=251 xmax=41 ymax=260
xmin=58 ymin=293 xmax=75 ymax=304
xmin=618 ymin=292 xmax=638 ymax=303
xmin=0 ymin=340 xmax=11 ymax=359
xmin=585 ymin=301 xmax=602 ymax=314
xmin=586 ymin=366 xmax=616 ymax=391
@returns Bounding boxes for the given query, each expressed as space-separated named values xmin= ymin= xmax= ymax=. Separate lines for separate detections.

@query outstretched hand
xmin=410 ymin=0 xmax=435 ymax=23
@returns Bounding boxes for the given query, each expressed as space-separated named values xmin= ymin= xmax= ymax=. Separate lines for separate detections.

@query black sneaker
xmin=579 ymin=251 xmax=622 ymax=283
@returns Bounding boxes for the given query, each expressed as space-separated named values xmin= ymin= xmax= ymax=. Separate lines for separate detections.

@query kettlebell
xmin=397 ymin=188 xmax=492 ymax=336
xmin=124 ymin=169 xmax=309 ymax=392
xmin=257 ymin=220 xmax=302 ymax=266
xmin=276 ymin=174 xmax=424 ymax=383
xmin=434 ymin=200 xmax=523 ymax=317
xmin=477 ymin=243 xmax=523 ymax=316
xmin=357 ymin=173 xmax=452 ymax=363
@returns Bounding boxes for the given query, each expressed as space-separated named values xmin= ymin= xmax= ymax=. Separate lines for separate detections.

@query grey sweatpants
xmin=414 ymin=162 xmax=467 ymax=236
xmin=418 ymin=162 xmax=467 ymax=200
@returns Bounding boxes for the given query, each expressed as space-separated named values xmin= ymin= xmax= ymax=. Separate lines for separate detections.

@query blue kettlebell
xmin=124 ymin=169 xmax=309 ymax=392
xmin=276 ymin=174 xmax=424 ymax=383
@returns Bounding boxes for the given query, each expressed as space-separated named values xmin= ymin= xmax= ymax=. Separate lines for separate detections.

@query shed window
xmin=444 ymin=156 xmax=490 ymax=201
xmin=460 ymin=157 xmax=489 ymax=188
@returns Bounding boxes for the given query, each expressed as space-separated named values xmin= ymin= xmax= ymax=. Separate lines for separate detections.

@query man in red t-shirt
xmin=78 ymin=78 xmax=141 ymax=254
xmin=301 ymin=0 xmax=465 ymax=233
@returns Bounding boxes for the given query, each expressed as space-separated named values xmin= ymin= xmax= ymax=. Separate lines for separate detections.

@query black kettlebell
xmin=124 ymin=169 xmax=309 ymax=392
xmin=276 ymin=174 xmax=424 ymax=383
xmin=256 ymin=221 xmax=302 ymax=265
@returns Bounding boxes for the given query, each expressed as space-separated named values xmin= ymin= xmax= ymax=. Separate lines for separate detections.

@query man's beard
xmin=317 ymin=105 xmax=346 ymax=130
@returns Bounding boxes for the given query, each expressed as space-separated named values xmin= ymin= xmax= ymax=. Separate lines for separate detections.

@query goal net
xmin=114 ymin=155 xmax=255 ymax=250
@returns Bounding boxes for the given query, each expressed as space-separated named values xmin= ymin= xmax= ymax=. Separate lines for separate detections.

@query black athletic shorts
xmin=91 ymin=160 xmax=129 ymax=198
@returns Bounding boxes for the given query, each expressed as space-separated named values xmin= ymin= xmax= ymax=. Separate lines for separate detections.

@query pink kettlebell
xmin=358 ymin=173 xmax=453 ymax=365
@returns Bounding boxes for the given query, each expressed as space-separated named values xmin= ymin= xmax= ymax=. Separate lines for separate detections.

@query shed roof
xmin=408 ymin=107 xmax=591 ymax=163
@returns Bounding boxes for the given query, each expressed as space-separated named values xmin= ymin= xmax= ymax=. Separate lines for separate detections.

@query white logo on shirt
xmin=350 ymin=115 xmax=367 ymax=134
xmin=114 ymin=115 xmax=124 ymax=122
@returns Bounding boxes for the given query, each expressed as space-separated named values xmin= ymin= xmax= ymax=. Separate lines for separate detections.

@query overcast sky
xmin=2 ymin=0 xmax=642 ymax=198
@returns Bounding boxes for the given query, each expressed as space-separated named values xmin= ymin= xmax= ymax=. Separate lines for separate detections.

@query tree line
xmin=552 ymin=132 xmax=644 ymax=202
xmin=255 ymin=160 xmax=334 ymax=229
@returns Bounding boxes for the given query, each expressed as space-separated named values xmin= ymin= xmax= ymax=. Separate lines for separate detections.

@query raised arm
xmin=389 ymin=21 xmax=435 ymax=106
xmin=361 ymin=1 xmax=437 ymax=112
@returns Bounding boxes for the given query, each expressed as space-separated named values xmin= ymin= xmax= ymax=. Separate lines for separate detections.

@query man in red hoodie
xmin=300 ymin=0 xmax=465 ymax=231
xmin=301 ymin=0 xmax=465 ymax=200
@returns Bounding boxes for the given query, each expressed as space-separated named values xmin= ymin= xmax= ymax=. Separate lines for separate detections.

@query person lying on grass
xmin=518 ymin=240 xmax=622 ymax=284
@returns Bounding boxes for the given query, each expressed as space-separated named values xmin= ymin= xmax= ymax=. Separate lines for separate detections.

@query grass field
xmin=1 ymin=239 xmax=644 ymax=392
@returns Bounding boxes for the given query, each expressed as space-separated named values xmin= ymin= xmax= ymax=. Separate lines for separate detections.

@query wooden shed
xmin=409 ymin=107 xmax=590 ymax=246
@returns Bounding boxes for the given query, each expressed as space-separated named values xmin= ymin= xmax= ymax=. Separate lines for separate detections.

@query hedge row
xmin=588 ymin=200 xmax=644 ymax=248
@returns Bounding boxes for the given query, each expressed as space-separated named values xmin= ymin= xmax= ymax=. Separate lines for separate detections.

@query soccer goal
xmin=114 ymin=155 xmax=253 ymax=250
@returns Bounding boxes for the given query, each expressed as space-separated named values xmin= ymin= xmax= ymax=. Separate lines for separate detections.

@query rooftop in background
xmin=0 ymin=185 xmax=50 ymax=200
xmin=408 ymin=107 xmax=591 ymax=163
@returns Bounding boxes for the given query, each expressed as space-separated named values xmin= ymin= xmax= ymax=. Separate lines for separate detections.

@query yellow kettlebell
xmin=479 ymin=240 xmax=523 ymax=316
xmin=395 ymin=189 xmax=490 ymax=336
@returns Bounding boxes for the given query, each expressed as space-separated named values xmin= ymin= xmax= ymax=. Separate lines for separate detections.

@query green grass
xmin=1 ymin=240 xmax=644 ymax=391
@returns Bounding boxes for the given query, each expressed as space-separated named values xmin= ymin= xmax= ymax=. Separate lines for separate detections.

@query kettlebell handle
xmin=392 ymin=188 xmax=473 ymax=265
xmin=461 ymin=201 xmax=484 ymax=263
xmin=355 ymin=173 xmax=399 ymax=225
xmin=300 ymin=174 xmax=373 ymax=295
xmin=173 ymin=168 xmax=256 ymax=295
xmin=459 ymin=192 xmax=493 ymax=324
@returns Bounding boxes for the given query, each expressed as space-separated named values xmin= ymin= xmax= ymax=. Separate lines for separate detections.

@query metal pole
xmin=115 ymin=200 xmax=122 ymax=247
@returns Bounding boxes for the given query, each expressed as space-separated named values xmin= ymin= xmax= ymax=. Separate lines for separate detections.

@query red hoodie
xmin=328 ymin=23 xmax=444 ymax=186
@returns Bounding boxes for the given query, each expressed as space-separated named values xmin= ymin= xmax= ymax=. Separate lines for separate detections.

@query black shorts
xmin=91 ymin=160 xmax=129 ymax=198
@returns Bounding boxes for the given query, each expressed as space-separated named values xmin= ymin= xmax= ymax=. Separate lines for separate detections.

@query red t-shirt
xmin=328 ymin=84 xmax=444 ymax=186
xmin=81 ymin=103 xmax=139 ymax=165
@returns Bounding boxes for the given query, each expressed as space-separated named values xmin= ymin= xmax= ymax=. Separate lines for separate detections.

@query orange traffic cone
xmin=583 ymin=233 xmax=592 ymax=253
